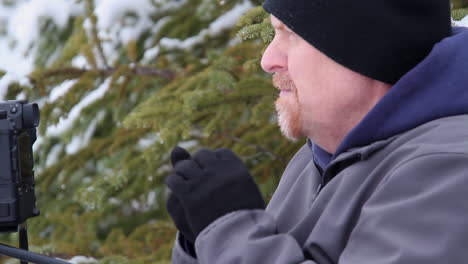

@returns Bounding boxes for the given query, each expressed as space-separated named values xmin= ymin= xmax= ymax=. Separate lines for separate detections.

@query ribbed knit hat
xmin=263 ymin=0 xmax=452 ymax=84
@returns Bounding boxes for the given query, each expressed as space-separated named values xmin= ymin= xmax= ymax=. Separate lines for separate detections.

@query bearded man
xmin=165 ymin=0 xmax=468 ymax=263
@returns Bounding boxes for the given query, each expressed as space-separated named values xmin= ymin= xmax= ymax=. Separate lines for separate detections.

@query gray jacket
xmin=171 ymin=115 xmax=468 ymax=263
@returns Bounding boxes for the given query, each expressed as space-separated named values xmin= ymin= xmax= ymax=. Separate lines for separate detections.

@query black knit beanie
xmin=263 ymin=0 xmax=452 ymax=84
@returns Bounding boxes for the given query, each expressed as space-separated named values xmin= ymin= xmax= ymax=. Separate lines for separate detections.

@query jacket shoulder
xmin=390 ymin=115 xmax=468 ymax=157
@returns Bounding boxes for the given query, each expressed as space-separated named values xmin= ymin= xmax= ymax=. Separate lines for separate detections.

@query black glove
xmin=165 ymin=147 xmax=265 ymax=240
xmin=166 ymin=194 xmax=197 ymax=257
xmin=166 ymin=147 xmax=197 ymax=244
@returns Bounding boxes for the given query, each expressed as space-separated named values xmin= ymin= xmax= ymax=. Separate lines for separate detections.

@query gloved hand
xmin=165 ymin=146 xmax=265 ymax=241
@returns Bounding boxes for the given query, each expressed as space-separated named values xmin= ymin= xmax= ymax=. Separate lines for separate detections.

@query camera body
xmin=0 ymin=100 xmax=40 ymax=232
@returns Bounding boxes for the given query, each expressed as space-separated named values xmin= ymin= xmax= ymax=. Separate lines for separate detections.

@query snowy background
xmin=0 ymin=0 xmax=252 ymax=155
xmin=0 ymin=0 xmax=252 ymax=98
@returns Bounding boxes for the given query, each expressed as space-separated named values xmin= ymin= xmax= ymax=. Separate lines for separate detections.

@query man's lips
xmin=279 ymin=89 xmax=293 ymax=95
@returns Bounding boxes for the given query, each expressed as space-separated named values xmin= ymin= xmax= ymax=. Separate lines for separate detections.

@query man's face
xmin=261 ymin=16 xmax=384 ymax=145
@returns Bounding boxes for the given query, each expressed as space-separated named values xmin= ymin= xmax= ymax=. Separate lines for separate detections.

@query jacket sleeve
xmin=339 ymin=153 xmax=468 ymax=264
xmin=194 ymin=209 xmax=316 ymax=263
xmin=192 ymin=153 xmax=468 ymax=263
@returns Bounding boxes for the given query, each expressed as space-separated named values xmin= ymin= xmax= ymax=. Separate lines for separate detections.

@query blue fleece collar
xmin=307 ymin=139 xmax=333 ymax=170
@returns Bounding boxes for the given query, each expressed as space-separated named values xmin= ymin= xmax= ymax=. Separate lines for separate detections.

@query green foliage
xmin=452 ymin=7 xmax=468 ymax=20
xmin=237 ymin=6 xmax=274 ymax=43
xmin=452 ymin=0 xmax=468 ymax=20
xmin=452 ymin=0 xmax=468 ymax=9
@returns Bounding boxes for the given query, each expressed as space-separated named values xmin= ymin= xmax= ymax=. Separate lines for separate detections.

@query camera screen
xmin=17 ymin=131 xmax=33 ymax=184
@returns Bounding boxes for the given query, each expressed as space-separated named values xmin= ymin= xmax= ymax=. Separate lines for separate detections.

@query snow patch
xmin=49 ymin=80 xmax=77 ymax=103
xmin=47 ymin=79 xmax=111 ymax=137
xmin=0 ymin=40 xmax=34 ymax=76
xmin=142 ymin=46 xmax=161 ymax=63
xmin=8 ymin=0 xmax=82 ymax=54
xmin=66 ymin=256 xmax=98 ymax=264
xmin=94 ymin=0 xmax=153 ymax=29
xmin=178 ymin=140 xmax=198 ymax=150
xmin=66 ymin=111 xmax=106 ymax=154
xmin=147 ymin=191 xmax=156 ymax=206
xmin=45 ymin=144 xmax=62 ymax=167
xmin=454 ymin=16 xmax=468 ymax=27
xmin=159 ymin=0 xmax=253 ymax=50
xmin=0 ymin=73 xmax=18 ymax=100
xmin=0 ymin=72 xmax=30 ymax=101
xmin=94 ymin=0 xmax=154 ymax=43
xmin=137 ymin=133 xmax=162 ymax=150
xmin=71 ymin=55 xmax=89 ymax=69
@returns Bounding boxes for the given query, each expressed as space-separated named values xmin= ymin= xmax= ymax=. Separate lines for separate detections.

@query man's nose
xmin=260 ymin=42 xmax=287 ymax=73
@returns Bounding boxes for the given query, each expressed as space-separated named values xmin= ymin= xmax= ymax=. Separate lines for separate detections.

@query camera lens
xmin=22 ymin=103 xmax=40 ymax=128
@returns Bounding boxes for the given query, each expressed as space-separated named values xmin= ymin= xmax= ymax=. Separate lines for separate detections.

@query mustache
xmin=272 ymin=72 xmax=296 ymax=91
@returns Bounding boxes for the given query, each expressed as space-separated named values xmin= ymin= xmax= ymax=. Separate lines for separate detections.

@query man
xmin=166 ymin=0 xmax=468 ymax=263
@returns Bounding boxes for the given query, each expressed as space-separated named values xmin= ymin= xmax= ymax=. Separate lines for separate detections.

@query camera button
xmin=10 ymin=107 xmax=18 ymax=114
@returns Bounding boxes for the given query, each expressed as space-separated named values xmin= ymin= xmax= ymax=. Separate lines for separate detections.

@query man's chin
xmin=278 ymin=121 xmax=302 ymax=142
xmin=281 ymin=129 xmax=301 ymax=142
xmin=275 ymin=101 xmax=302 ymax=142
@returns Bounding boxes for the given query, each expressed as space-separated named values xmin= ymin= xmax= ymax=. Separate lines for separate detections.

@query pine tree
xmin=0 ymin=0 xmax=466 ymax=263
xmin=453 ymin=0 xmax=468 ymax=9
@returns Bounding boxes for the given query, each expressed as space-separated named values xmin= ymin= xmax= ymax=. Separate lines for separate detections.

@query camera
xmin=0 ymin=100 xmax=40 ymax=233
xmin=0 ymin=100 xmax=71 ymax=264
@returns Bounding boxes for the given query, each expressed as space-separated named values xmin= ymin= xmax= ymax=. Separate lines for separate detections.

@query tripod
xmin=0 ymin=224 xmax=71 ymax=264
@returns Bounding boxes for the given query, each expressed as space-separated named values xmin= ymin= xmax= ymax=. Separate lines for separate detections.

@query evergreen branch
xmin=90 ymin=15 xmax=110 ymax=70
xmin=85 ymin=0 xmax=110 ymax=69
xmin=186 ymin=96 xmax=263 ymax=111
xmin=452 ymin=7 xmax=468 ymax=20
xmin=132 ymin=66 xmax=176 ymax=80
xmin=40 ymin=66 xmax=176 ymax=80
xmin=222 ymin=134 xmax=287 ymax=163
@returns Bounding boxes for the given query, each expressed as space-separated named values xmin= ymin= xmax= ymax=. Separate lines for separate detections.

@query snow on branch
xmin=159 ymin=0 xmax=253 ymax=50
